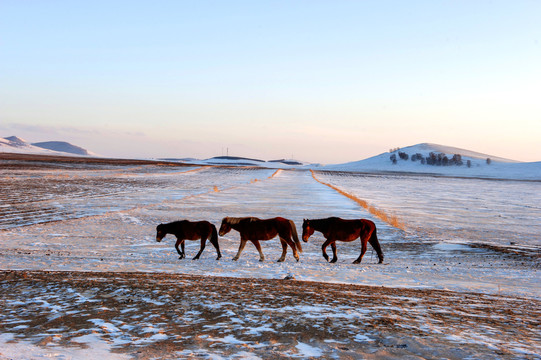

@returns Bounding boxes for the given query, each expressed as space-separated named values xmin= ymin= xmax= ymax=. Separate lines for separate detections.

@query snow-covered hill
xmin=169 ymin=156 xmax=313 ymax=169
xmin=1 ymin=136 xmax=59 ymax=155
xmin=0 ymin=136 xmax=96 ymax=157
xmin=32 ymin=141 xmax=95 ymax=156
xmin=322 ymin=143 xmax=541 ymax=180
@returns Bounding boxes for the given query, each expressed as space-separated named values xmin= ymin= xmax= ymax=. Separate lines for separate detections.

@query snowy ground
xmin=0 ymin=155 xmax=540 ymax=359
xmin=314 ymin=170 xmax=541 ymax=252
xmin=2 ymin=271 xmax=540 ymax=360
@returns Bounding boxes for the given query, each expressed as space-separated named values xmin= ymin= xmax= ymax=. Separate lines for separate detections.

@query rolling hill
xmin=322 ymin=143 xmax=540 ymax=180
xmin=1 ymin=136 xmax=95 ymax=157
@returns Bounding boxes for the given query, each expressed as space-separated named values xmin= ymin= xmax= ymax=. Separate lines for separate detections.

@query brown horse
xmin=219 ymin=217 xmax=302 ymax=262
xmin=302 ymin=217 xmax=384 ymax=264
xmin=156 ymin=220 xmax=221 ymax=260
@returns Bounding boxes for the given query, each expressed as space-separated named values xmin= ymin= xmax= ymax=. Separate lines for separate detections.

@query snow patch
xmin=295 ymin=341 xmax=323 ymax=357
xmin=0 ymin=333 xmax=131 ymax=360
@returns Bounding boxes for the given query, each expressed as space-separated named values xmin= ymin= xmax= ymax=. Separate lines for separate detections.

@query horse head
xmin=219 ymin=218 xmax=232 ymax=236
xmin=156 ymin=224 xmax=166 ymax=242
xmin=301 ymin=219 xmax=314 ymax=242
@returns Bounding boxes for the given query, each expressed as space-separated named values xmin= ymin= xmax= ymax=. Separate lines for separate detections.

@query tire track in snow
xmin=310 ymin=170 xmax=405 ymax=230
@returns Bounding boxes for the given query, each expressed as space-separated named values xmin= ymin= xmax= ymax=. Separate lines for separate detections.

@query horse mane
xmin=224 ymin=217 xmax=260 ymax=225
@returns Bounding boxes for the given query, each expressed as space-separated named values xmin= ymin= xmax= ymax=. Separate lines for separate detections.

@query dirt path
xmin=1 ymin=270 xmax=539 ymax=359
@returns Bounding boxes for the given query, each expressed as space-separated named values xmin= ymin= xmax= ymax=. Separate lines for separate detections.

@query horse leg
xmin=210 ymin=238 xmax=221 ymax=260
xmin=209 ymin=229 xmax=222 ymax=260
xmin=175 ymin=239 xmax=185 ymax=259
xmin=252 ymin=240 xmax=265 ymax=262
xmin=369 ymin=231 xmax=384 ymax=264
xmin=193 ymin=237 xmax=207 ymax=260
xmin=282 ymin=235 xmax=299 ymax=262
xmin=353 ymin=238 xmax=368 ymax=264
xmin=330 ymin=242 xmax=338 ymax=263
xmin=233 ymin=239 xmax=247 ymax=261
xmin=321 ymin=238 xmax=333 ymax=262
xmin=277 ymin=238 xmax=288 ymax=262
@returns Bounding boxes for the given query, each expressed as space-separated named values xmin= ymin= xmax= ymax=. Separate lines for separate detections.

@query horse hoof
xmin=330 ymin=259 xmax=337 ymax=263
xmin=352 ymin=260 xmax=360 ymax=264
xmin=276 ymin=259 xmax=284 ymax=263
xmin=232 ymin=257 xmax=238 ymax=261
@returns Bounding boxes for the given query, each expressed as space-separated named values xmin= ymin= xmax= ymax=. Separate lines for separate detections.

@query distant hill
xmin=175 ymin=156 xmax=311 ymax=169
xmin=2 ymin=136 xmax=34 ymax=149
xmin=269 ymin=159 xmax=304 ymax=166
xmin=32 ymin=141 xmax=92 ymax=156
xmin=407 ymin=143 xmax=516 ymax=163
xmin=322 ymin=143 xmax=540 ymax=180
xmin=1 ymin=136 xmax=96 ymax=157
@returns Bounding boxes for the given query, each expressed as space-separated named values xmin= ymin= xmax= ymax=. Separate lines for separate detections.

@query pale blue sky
xmin=1 ymin=1 xmax=540 ymax=163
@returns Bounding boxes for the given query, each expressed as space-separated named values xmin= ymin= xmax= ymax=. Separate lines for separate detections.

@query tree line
xmin=390 ymin=151 xmax=491 ymax=167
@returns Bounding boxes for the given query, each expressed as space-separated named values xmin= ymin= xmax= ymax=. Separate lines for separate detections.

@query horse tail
xmin=368 ymin=226 xmax=384 ymax=263
xmin=289 ymin=220 xmax=302 ymax=253
xmin=211 ymin=224 xmax=220 ymax=251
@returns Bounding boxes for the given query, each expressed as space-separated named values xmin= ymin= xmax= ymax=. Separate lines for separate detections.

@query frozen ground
xmin=0 ymin=155 xmax=540 ymax=359
xmin=314 ymin=170 xmax=541 ymax=252
xmin=1 ymin=271 xmax=540 ymax=360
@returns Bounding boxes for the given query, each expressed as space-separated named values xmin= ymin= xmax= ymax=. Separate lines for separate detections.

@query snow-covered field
xmin=314 ymin=170 xmax=541 ymax=252
xmin=0 ymin=156 xmax=540 ymax=359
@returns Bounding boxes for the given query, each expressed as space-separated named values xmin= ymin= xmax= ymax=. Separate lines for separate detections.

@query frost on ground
xmin=0 ymin=154 xmax=540 ymax=359
xmin=1 ymin=271 xmax=540 ymax=360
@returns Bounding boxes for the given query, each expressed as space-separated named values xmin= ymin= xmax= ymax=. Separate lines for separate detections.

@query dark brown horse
xmin=302 ymin=217 xmax=384 ymax=264
xmin=156 ymin=220 xmax=221 ymax=260
xmin=219 ymin=217 xmax=302 ymax=262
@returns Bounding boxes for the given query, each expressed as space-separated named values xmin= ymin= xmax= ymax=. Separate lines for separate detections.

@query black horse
xmin=302 ymin=217 xmax=384 ymax=264
xmin=156 ymin=220 xmax=221 ymax=260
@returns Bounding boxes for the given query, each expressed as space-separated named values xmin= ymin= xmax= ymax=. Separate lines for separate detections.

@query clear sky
xmin=1 ymin=1 xmax=540 ymax=163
